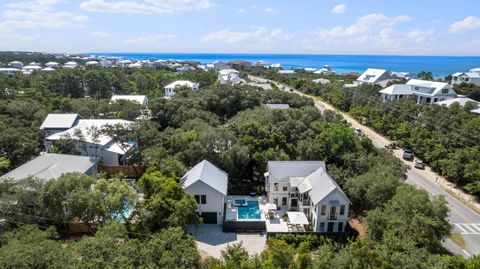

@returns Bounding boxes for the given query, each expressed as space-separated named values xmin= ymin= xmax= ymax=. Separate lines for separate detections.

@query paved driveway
xmin=188 ymin=224 xmax=266 ymax=259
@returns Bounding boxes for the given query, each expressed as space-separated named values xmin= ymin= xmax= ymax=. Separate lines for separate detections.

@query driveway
xmin=188 ymin=224 xmax=266 ymax=259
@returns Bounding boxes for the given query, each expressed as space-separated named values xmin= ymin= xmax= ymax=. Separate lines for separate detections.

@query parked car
xmin=385 ymin=142 xmax=397 ymax=149
xmin=414 ymin=160 xmax=425 ymax=169
xmin=354 ymin=128 xmax=362 ymax=136
xmin=403 ymin=149 xmax=414 ymax=161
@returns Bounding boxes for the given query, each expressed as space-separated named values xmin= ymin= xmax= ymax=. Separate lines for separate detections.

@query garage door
xmin=200 ymin=212 xmax=217 ymax=224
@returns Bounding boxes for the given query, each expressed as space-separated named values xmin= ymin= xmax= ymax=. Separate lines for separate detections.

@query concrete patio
xmin=188 ymin=224 xmax=266 ymax=259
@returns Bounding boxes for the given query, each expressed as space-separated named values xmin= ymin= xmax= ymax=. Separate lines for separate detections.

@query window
xmin=283 ymin=186 xmax=288 ymax=191
xmin=415 ymin=86 xmax=419 ymax=91
xmin=274 ymin=183 xmax=279 ymax=191
xmin=442 ymin=88 xmax=449 ymax=94
xmin=340 ymin=205 xmax=345 ymax=215
xmin=194 ymin=195 xmax=200 ymax=204
xmin=321 ymin=205 xmax=326 ymax=216
xmin=282 ymin=197 xmax=287 ymax=206
xmin=465 ymin=78 xmax=469 ymax=82
xmin=201 ymin=195 xmax=207 ymax=204
xmin=319 ymin=222 xmax=325 ymax=232
xmin=338 ymin=222 xmax=343 ymax=232
xmin=330 ymin=206 xmax=336 ymax=218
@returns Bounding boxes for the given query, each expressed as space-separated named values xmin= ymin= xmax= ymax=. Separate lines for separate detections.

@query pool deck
xmin=225 ymin=195 xmax=290 ymax=232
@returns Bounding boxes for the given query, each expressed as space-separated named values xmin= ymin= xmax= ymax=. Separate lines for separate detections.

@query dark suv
xmin=403 ymin=149 xmax=414 ymax=161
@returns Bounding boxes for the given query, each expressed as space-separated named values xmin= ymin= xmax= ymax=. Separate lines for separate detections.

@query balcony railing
xmin=302 ymin=200 xmax=310 ymax=206
xmin=328 ymin=215 xmax=337 ymax=221
xmin=289 ymin=192 xmax=298 ymax=198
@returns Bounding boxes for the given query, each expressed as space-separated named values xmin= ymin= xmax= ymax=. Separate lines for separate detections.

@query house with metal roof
xmin=40 ymin=113 xmax=82 ymax=137
xmin=164 ymin=80 xmax=199 ymax=98
xmin=45 ymin=119 xmax=135 ymax=166
xmin=379 ymin=84 xmax=414 ymax=101
xmin=407 ymin=79 xmax=457 ymax=104
xmin=263 ymin=104 xmax=290 ymax=110
xmin=265 ymin=161 xmax=351 ymax=233
xmin=180 ymin=160 xmax=228 ymax=224
xmin=1 ymin=153 xmax=97 ymax=181
xmin=356 ymin=68 xmax=395 ymax=87
xmin=435 ymin=97 xmax=479 ymax=108
xmin=451 ymin=68 xmax=480 ymax=86
xmin=110 ymin=95 xmax=149 ymax=106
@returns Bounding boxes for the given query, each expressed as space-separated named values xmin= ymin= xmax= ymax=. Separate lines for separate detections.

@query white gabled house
xmin=451 ymin=68 xmax=480 ymax=86
xmin=40 ymin=113 xmax=82 ymax=138
xmin=218 ymin=69 xmax=245 ymax=85
xmin=0 ymin=68 xmax=21 ymax=76
xmin=356 ymin=68 xmax=394 ymax=87
xmin=180 ymin=160 xmax=228 ymax=224
xmin=164 ymin=80 xmax=199 ymax=97
xmin=436 ymin=97 xmax=479 ymax=108
xmin=45 ymin=119 xmax=135 ymax=166
xmin=407 ymin=79 xmax=457 ymax=104
xmin=265 ymin=161 xmax=351 ymax=233
xmin=379 ymin=84 xmax=414 ymax=101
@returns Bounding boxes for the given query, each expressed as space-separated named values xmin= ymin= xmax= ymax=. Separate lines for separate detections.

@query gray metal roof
xmin=267 ymin=161 xmax=326 ymax=183
xmin=40 ymin=113 xmax=80 ymax=130
xmin=180 ymin=160 xmax=228 ymax=196
xmin=297 ymin=167 xmax=351 ymax=205
xmin=1 ymin=154 xmax=96 ymax=181
xmin=263 ymin=104 xmax=290 ymax=110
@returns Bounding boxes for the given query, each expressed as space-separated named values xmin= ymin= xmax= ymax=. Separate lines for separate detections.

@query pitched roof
xmin=180 ymin=160 xmax=228 ymax=196
xmin=164 ymin=80 xmax=199 ymax=89
xmin=296 ymin=167 xmax=351 ymax=205
xmin=436 ymin=97 xmax=479 ymax=107
xmin=263 ymin=104 xmax=290 ymax=110
xmin=1 ymin=154 xmax=96 ymax=181
xmin=312 ymin=78 xmax=331 ymax=84
xmin=110 ymin=95 xmax=148 ymax=105
xmin=406 ymin=79 xmax=453 ymax=96
xmin=379 ymin=84 xmax=413 ymax=95
xmin=40 ymin=114 xmax=81 ymax=130
xmin=267 ymin=161 xmax=326 ymax=183
xmin=357 ymin=68 xmax=390 ymax=83
xmin=452 ymin=72 xmax=480 ymax=78
xmin=46 ymin=119 xmax=134 ymax=146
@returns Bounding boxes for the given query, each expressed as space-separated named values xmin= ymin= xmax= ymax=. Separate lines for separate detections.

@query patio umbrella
xmin=287 ymin=211 xmax=309 ymax=225
xmin=265 ymin=203 xmax=277 ymax=211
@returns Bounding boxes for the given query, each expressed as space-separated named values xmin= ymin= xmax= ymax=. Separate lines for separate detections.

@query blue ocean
xmin=89 ymin=53 xmax=480 ymax=77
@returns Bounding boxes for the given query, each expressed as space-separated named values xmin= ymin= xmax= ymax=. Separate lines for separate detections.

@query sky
xmin=0 ymin=0 xmax=480 ymax=56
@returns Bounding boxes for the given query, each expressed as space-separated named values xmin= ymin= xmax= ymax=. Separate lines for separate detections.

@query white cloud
xmin=331 ymin=4 xmax=346 ymax=14
xmin=201 ymin=26 xmax=291 ymax=45
xmin=0 ymin=0 xmax=88 ymax=32
xmin=449 ymin=16 xmax=480 ymax=33
xmin=90 ymin=31 xmax=109 ymax=37
xmin=125 ymin=34 xmax=177 ymax=44
xmin=80 ymin=0 xmax=216 ymax=14
xmin=238 ymin=8 xmax=245 ymax=13
xmin=264 ymin=7 xmax=274 ymax=13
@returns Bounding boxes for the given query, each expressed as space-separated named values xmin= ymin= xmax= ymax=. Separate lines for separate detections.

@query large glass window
xmin=201 ymin=195 xmax=207 ymax=204
xmin=340 ymin=205 xmax=345 ymax=215
xmin=321 ymin=205 xmax=326 ymax=216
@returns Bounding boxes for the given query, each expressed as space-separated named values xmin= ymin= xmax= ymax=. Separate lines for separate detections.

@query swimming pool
xmin=237 ymin=200 xmax=261 ymax=220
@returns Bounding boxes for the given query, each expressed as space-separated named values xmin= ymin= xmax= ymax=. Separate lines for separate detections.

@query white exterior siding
xmin=185 ymin=181 xmax=226 ymax=224
xmin=312 ymin=190 xmax=349 ymax=233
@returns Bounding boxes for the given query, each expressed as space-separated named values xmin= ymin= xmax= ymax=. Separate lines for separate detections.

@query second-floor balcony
xmin=328 ymin=214 xmax=337 ymax=221
xmin=289 ymin=192 xmax=298 ymax=198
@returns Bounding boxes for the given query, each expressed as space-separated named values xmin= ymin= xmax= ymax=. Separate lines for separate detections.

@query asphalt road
xmin=250 ymin=75 xmax=480 ymax=257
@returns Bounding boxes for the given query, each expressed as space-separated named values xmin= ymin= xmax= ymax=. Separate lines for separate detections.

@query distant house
xmin=22 ymin=65 xmax=42 ymax=74
xmin=42 ymin=67 xmax=56 ymax=72
xmin=356 ymin=68 xmax=394 ymax=87
xmin=304 ymin=68 xmax=316 ymax=73
xmin=110 ymin=95 xmax=148 ymax=106
xmin=278 ymin=69 xmax=295 ymax=75
xmin=265 ymin=161 xmax=351 ymax=233
xmin=213 ymin=61 xmax=229 ymax=72
xmin=379 ymin=80 xmax=458 ymax=104
xmin=128 ymin=63 xmax=143 ymax=69
xmin=218 ymin=69 xmax=245 ymax=85
xmin=63 ymin=61 xmax=78 ymax=69
xmin=180 ymin=160 xmax=228 ymax=224
xmin=379 ymin=84 xmax=413 ymax=101
xmin=229 ymin=60 xmax=252 ymax=70
xmin=312 ymin=78 xmax=331 ymax=85
xmin=407 ymin=79 xmax=457 ymax=104
xmin=164 ymin=80 xmax=200 ymax=97
xmin=85 ymin=61 xmax=99 ymax=66
xmin=435 ymin=97 xmax=479 ymax=107
xmin=1 ymin=153 xmax=97 ymax=181
xmin=391 ymin=71 xmax=414 ymax=80
xmin=0 ymin=68 xmax=20 ymax=76
xmin=45 ymin=62 xmax=60 ymax=68
xmin=45 ymin=119 xmax=135 ymax=166
xmin=451 ymin=68 xmax=480 ymax=86
xmin=263 ymin=104 xmax=290 ymax=110
xmin=40 ymin=113 xmax=82 ymax=138
xmin=8 ymin=61 xmax=23 ymax=69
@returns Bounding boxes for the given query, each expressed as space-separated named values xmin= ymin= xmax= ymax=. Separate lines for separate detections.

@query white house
xmin=356 ymin=68 xmax=394 ymax=87
xmin=263 ymin=104 xmax=290 ymax=110
xmin=312 ymin=78 xmax=331 ymax=85
xmin=379 ymin=84 xmax=414 ymax=101
xmin=45 ymin=119 xmax=135 ymax=166
xmin=63 ymin=61 xmax=78 ymax=69
xmin=40 ymin=113 xmax=82 ymax=138
xmin=1 ymin=153 xmax=97 ymax=181
xmin=42 ymin=67 xmax=56 ymax=72
xmin=8 ymin=61 xmax=23 ymax=69
xmin=451 ymin=68 xmax=480 ymax=86
xmin=22 ymin=65 xmax=42 ymax=73
xmin=110 ymin=95 xmax=149 ymax=106
xmin=45 ymin=62 xmax=60 ymax=68
xmin=180 ymin=160 xmax=228 ymax=224
xmin=164 ymin=80 xmax=200 ymax=97
xmin=435 ymin=97 xmax=479 ymax=108
xmin=278 ymin=69 xmax=295 ymax=75
xmin=218 ymin=69 xmax=245 ymax=85
xmin=407 ymin=79 xmax=457 ymax=104
xmin=0 ymin=68 xmax=20 ymax=76
xmin=85 ymin=61 xmax=99 ymax=66
xmin=265 ymin=161 xmax=351 ymax=233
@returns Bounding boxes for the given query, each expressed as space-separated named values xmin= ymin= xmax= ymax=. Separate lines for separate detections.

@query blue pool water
xmin=237 ymin=200 xmax=260 ymax=220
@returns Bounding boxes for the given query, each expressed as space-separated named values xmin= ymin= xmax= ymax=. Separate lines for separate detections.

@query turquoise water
xmin=237 ymin=200 xmax=260 ymax=220
xmin=88 ymin=53 xmax=480 ymax=77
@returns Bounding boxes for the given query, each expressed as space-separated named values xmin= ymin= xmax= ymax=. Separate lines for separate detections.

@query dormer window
xmin=442 ymin=88 xmax=449 ymax=94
